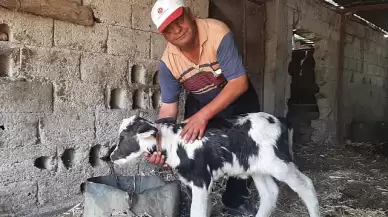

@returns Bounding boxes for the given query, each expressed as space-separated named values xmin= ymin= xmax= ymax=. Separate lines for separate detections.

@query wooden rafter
xmin=338 ymin=3 xmax=388 ymax=13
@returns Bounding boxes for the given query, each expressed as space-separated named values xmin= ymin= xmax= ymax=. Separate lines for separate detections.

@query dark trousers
xmin=183 ymin=84 xmax=261 ymax=207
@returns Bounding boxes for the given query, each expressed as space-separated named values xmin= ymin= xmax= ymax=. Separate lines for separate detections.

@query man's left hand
xmin=180 ymin=112 xmax=209 ymax=143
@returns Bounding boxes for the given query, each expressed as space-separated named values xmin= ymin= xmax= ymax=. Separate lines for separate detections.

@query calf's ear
xmin=137 ymin=122 xmax=158 ymax=139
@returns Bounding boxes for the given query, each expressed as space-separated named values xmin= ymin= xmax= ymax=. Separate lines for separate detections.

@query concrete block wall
xmin=0 ymin=0 xmax=208 ymax=216
xmin=343 ymin=20 xmax=388 ymax=125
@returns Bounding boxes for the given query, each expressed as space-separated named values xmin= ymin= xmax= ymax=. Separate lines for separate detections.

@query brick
xmin=53 ymin=80 xmax=105 ymax=112
xmin=0 ymin=8 xmax=53 ymax=47
xmin=132 ymin=4 xmax=154 ymax=32
xmin=0 ymin=113 xmax=42 ymax=149
xmin=95 ymin=110 xmax=138 ymax=145
xmin=0 ymin=80 xmax=53 ymax=113
xmin=54 ymin=21 xmax=108 ymax=53
xmin=83 ymin=0 xmax=132 ymax=27
xmin=150 ymin=33 xmax=167 ymax=59
xmin=42 ymin=112 xmax=95 ymax=147
xmin=80 ymin=52 xmax=128 ymax=86
xmin=20 ymin=46 xmax=80 ymax=81
xmin=108 ymin=26 xmax=151 ymax=59
xmin=0 ymin=180 xmax=37 ymax=214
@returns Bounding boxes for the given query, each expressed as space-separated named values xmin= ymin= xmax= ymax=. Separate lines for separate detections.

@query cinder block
xmin=132 ymin=4 xmax=154 ymax=32
xmin=0 ymin=42 xmax=21 ymax=78
xmin=0 ymin=113 xmax=42 ymax=149
xmin=95 ymin=110 xmax=138 ymax=145
xmin=37 ymin=172 xmax=88 ymax=206
xmin=353 ymin=49 xmax=361 ymax=61
xmin=191 ymin=0 xmax=209 ymax=18
xmin=0 ymin=8 xmax=53 ymax=47
xmin=42 ymin=112 xmax=95 ymax=147
xmin=108 ymin=26 xmax=151 ymax=59
xmin=80 ymin=52 xmax=128 ymax=86
xmin=0 ymin=80 xmax=53 ymax=113
xmin=129 ymin=59 xmax=159 ymax=86
xmin=83 ymin=0 xmax=132 ymax=27
xmin=54 ymin=21 xmax=108 ymax=53
xmin=353 ymin=37 xmax=361 ymax=50
xmin=53 ymin=80 xmax=105 ymax=112
xmin=369 ymin=41 xmax=376 ymax=53
xmin=20 ymin=46 xmax=81 ymax=81
xmin=0 ymin=180 xmax=37 ymax=214
xmin=150 ymin=33 xmax=167 ymax=60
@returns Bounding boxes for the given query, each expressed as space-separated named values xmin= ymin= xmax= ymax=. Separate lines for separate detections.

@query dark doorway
xmin=287 ymin=33 xmax=320 ymax=143
xmin=209 ymin=0 xmax=265 ymax=106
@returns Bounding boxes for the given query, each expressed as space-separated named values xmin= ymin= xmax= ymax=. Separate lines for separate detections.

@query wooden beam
xmin=339 ymin=3 xmax=388 ymax=13
xmin=247 ymin=0 xmax=273 ymax=5
xmin=336 ymin=14 xmax=347 ymax=145
xmin=0 ymin=0 xmax=94 ymax=26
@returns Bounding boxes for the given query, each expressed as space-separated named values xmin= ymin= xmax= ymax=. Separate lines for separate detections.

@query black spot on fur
xmin=175 ymin=116 xmax=259 ymax=189
xmin=267 ymin=116 xmax=275 ymax=123
xmin=176 ymin=144 xmax=211 ymax=189
xmin=155 ymin=117 xmax=183 ymax=134
xmin=273 ymin=117 xmax=293 ymax=163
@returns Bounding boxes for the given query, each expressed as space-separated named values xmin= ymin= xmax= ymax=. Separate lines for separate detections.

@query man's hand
xmin=144 ymin=152 xmax=169 ymax=168
xmin=143 ymin=102 xmax=178 ymax=168
xmin=180 ymin=111 xmax=209 ymax=143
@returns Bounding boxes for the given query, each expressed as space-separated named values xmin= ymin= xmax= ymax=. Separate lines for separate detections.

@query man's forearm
xmin=157 ymin=102 xmax=179 ymax=120
xmin=198 ymin=75 xmax=248 ymax=120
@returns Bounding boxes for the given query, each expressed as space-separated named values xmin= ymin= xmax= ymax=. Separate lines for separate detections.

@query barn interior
xmin=0 ymin=0 xmax=388 ymax=216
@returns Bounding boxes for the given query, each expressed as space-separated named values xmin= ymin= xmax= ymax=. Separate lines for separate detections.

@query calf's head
xmin=110 ymin=115 xmax=158 ymax=165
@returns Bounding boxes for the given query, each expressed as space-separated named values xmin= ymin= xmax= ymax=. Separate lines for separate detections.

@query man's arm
xmin=158 ymin=102 xmax=179 ymax=120
xmin=145 ymin=60 xmax=181 ymax=166
xmin=180 ymin=31 xmax=249 ymax=142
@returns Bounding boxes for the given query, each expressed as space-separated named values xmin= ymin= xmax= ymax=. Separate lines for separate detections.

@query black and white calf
xmin=110 ymin=112 xmax=320 ymax=217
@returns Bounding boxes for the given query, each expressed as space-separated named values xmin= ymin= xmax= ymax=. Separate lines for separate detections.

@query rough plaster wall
xmin=0 ymin=0 xmax=208 ymax=216
xmin=343 ymin=20 xmax=388 ymax=126
xmin=285 ymin=0 xmax=341 ymax=144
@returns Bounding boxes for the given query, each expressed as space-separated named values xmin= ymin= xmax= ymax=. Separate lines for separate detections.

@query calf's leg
xmin=190 ymin=183 xmax=212 ymax=217
xmin=252 ymin=173 xmax=279 ymax=217
xmin=271 ymin=163 xmax=320 ymax=217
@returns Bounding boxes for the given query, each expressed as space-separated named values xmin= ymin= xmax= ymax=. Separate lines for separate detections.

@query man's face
xmin=161 ymin=9 xmax=196 ymax=48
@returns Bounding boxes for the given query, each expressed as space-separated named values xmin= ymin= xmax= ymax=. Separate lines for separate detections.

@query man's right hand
xmin=144 ymin=152 xmax=169 ymax=168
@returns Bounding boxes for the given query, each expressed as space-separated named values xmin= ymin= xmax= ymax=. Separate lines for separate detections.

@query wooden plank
xmin=0 ymin=0 xmax=94 ymax=26
xmin=339 ymin=3 xmax=388 ymax=13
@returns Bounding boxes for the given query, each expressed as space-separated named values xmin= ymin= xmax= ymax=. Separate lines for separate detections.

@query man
xmin=144 ymin=0 xmax=261 ymax=215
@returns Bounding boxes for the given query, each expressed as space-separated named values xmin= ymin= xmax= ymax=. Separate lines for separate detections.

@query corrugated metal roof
xmin=324 ymin=0 xmax=388 ymax=35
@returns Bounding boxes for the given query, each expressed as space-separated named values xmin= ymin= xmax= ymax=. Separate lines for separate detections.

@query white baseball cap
xmin=151 ymin=0 xmax=185 ymax=33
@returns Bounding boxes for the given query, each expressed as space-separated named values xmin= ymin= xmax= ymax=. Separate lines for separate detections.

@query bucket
xmin=83 ymin=175 xmax=180 ymax=217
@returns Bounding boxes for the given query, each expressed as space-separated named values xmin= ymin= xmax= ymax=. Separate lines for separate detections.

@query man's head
xmin=151 ymin=0 xmax=198 ymax=48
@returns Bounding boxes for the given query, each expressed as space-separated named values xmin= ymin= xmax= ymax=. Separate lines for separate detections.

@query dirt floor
xmin=56 ymin=140 xmax=388 ymax=217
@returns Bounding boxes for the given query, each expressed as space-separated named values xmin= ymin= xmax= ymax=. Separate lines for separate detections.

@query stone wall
xmin=0 ymin=0 xmax=208 ymax=216
xmin=343 ymin=18 xmax=388 ymax=124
